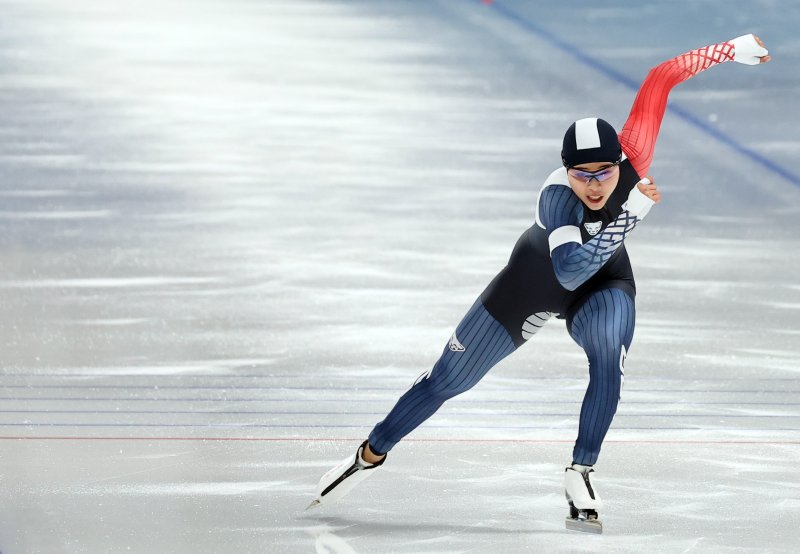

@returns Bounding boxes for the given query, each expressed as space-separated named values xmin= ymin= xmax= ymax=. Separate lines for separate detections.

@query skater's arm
xmin=618 ymin=34 xmax=770 ymax=177
xmin=545 ymin=180 xmax=658 ymax=291
xmin=550 ymin=210 xmax=639 ymax=291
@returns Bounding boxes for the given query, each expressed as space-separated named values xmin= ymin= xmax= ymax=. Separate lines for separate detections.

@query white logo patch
xmin=619 ymin=345 xmax=627 ymax=401
xmin=584 ymin=221 xmax=602 ymax=236
xmin=449 ymin=333 xmax=465 ymax=352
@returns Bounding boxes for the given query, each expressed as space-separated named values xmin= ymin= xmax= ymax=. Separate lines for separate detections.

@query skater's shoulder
xmin=536 ymin=167 xmax=573 ymax=207
xmin=535 ymin=167 xmax=582 ymax=229
xmin=542 ymin=166 xmax=570 ymax=188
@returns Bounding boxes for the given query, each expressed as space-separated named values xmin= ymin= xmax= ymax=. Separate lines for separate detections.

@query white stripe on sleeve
xmin=548 ymin=225 xmax=583 ymax=254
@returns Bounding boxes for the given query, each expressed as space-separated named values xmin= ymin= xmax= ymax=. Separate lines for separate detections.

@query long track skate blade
xmin=305 ymin=499 xmax=321 ymax=511
xmin=565 ymin=517 xmax=603 ymax=534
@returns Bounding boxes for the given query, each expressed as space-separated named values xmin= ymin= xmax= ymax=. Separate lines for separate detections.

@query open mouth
xmin=587 ymin=195 xmax=603 ymax=204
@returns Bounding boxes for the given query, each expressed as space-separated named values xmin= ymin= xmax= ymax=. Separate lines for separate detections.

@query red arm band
xmin=618 ymin=42 xmax=735 ymax=177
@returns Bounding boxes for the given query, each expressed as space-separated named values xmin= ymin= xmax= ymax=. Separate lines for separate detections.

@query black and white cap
xmin=561 ymin=117 xmax=621 ymax=167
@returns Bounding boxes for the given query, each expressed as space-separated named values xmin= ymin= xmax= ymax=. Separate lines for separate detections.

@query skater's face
xmin=566 ymin=161 xmax=620 ymax=210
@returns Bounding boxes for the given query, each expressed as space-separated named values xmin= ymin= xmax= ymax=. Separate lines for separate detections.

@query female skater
xmin=309 ymin=34 xmax=771 ymax=532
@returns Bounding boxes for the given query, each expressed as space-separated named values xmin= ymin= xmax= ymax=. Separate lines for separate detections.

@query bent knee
xmin=583 ymin=334 xmax=628 ymax=362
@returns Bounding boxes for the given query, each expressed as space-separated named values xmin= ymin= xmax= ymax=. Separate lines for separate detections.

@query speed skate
xmin=564 ymin=463 xmax=603 ymax=534
xmin=307 ymin=441 xmax=386 ymax=510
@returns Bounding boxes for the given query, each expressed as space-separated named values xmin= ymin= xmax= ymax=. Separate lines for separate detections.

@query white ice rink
xmin=0 ymin=0 xmax=799 ymax=552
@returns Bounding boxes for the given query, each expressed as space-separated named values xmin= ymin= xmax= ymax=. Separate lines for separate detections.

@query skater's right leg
xmin=309 ymin=298 xmax=516 ymax=507
xmin=367 ymin=298 xmax=516 ymax=455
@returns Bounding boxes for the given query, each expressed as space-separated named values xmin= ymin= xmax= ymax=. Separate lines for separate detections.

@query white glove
xmin=622 ymin=178 xmax=655 ymax=220
xmin=730 ymin=34 xmax=768 ymax=65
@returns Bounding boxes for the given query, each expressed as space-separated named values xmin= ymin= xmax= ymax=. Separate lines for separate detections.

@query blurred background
xmin=0 ymin=1 xmax=798 ymax=552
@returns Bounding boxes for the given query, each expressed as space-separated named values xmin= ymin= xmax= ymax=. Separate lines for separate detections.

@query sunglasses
xmin=565 ymin=160 xmax=621 ymax=183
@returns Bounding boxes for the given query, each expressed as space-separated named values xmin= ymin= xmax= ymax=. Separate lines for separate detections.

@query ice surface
xmin=0 ymin=0 xmax=798 ymax=552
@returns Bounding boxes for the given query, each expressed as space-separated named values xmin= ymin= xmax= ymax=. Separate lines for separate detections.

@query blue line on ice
xmin=1 ymin=409 xmax=796 ymax=418
xmin=2 ymin=384 xmax=797 ymax=393
xmin=2 ymin=396 xmax=799 ymax=405
xmin=5 ymin=373 xmax=800 ymax=381
xmin=485 ymin=1 xmax=800 ymax=188
xmin=2 ymin=423 xmax=799 ymax=430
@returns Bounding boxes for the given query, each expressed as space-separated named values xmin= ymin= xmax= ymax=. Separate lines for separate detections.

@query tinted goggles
xmin=566 ymin=160 xmax=621 ymax=183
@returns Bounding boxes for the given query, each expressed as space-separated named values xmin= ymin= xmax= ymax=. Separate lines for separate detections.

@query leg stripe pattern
xmin=368 ymin=299 xmax=516 ymax=455
xmin=568 ymin=288 xmax=635 ymax=467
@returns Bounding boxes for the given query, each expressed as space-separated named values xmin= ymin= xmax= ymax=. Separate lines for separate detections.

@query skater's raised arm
xmin=618 ymin=34 xmax=770 ymax=177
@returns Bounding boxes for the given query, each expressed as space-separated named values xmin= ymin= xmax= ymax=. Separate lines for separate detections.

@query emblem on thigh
xmin=521 ymin=312 xmax=552 ymax=340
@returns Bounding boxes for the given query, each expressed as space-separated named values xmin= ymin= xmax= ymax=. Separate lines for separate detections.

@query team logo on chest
xmin=584 ymin=221 xmax=602 ymax=236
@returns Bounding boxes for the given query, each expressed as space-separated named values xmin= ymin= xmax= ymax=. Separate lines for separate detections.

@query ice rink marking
xmin=2 ymin=409 xmax=797 ymax=418
xmin=483 ymin=0 xmax=800 ymax=188
xmin=0 ymin=436 xmax=797 ymax=445
xmin=2 ymin=384 xmax=799 ymax=393
xmin=2 ymin=423 xmax=799 ymax=431
xmin=3 ymin=396 xmax=800 ymax=405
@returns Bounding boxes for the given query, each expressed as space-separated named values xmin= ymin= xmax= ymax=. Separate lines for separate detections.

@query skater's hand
xmin=731 ymin=34 xmax=771 ymax=65
xmin=623 ymin=176 xmax=659 ymax=220
xmin=753 ymin=35 xmax=772 ymax=64
xmin=636 ymin=176 xmax=661 ymax=204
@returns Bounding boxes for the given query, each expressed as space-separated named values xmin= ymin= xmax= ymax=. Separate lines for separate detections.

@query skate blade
xmin=565 ymin=517 xmax=603 ymax=534
xmin=305 ymin=499 xmax=321 ymax=511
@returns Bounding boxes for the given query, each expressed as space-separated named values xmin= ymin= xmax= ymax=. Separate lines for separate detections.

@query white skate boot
xmin=564 ymin=463 xmax=603 ymax=534
xmin=307 ymin=440 xmax=386 ymax=510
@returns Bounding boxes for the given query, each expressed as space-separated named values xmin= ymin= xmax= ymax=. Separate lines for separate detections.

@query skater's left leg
xmin=568 ymin=287 xmax=635 ymax=466
xmin=563 ymin=287 xmax=634 ymax=532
